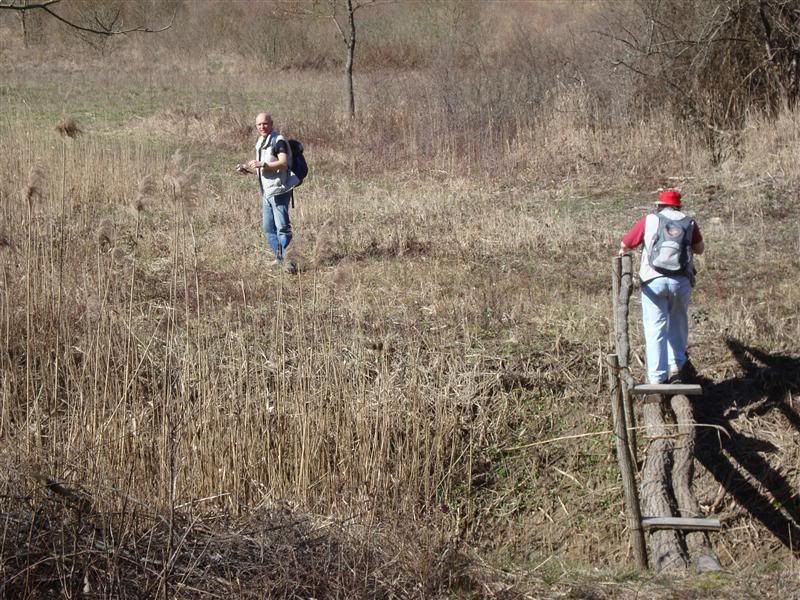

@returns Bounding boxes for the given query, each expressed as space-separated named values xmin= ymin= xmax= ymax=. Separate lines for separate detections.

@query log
xmin=640 ymin=397 xmax=687 ymax=573
xmin=606 ymin=353 xmax=648 ymax=569
xmin=670 ymin=394 xmax=722 ymax=573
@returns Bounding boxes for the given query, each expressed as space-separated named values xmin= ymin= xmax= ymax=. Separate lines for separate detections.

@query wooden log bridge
xmin=609 ymin=256 xmax=722 ymax=574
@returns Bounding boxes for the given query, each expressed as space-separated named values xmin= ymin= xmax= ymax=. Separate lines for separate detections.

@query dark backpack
xmin=287 ymin=139 xmax=308 ymax=184
xmin=272 ymin=137 xmax=308 ymax=186
xmin=647 ymin=213 xmax=694 ymax=275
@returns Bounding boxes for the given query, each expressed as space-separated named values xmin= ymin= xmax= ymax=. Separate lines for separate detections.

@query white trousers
xmin=641 ymin=276 xmax=692 ymax=384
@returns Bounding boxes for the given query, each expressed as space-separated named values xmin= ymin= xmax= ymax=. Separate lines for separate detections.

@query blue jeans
xmin=262 ymin=190 xmax=293 ymax=258
xmin=641 ymin=276 xmax=692 ymax=384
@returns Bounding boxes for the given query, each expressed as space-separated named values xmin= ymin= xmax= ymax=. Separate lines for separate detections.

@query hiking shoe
xmin=283 ymin=259 xmax=297 ymax=275
xmin=270 ymin=257 xmax=283 ymax=269
xmin=667 ymin=366 xmax=683 ymax=384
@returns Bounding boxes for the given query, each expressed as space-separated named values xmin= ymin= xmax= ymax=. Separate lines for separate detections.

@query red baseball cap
xmin=657 ymin=190 xmax=682 ymax=207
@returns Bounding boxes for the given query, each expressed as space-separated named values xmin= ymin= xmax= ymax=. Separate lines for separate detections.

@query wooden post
xmin=612 ymin=256 xmax=637 ymax=462
xmin=607 ymin=353 xmax=648 ymax=569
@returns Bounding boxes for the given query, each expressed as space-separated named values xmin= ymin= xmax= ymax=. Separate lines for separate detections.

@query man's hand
xmin=618 ymin=243 xmax=632 ymax=256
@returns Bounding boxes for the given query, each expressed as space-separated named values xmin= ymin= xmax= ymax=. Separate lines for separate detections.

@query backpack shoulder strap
xmin=683 ymin=218 xmax=695 ymax=246
xmin=646 ymin=213 xmax=663 ymax=245
xmin=271 ymin=134 xmax=293 ymax=167
xmin=257 ymin=135 xmax=269 ymax=160
xmin=271 ymin=133 xmax=287 ymax=152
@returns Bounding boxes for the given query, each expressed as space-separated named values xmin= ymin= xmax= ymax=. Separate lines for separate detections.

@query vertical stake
xmin=612 ymin=255 xmax=637 ymax=463
xmin=607 ymin=353 xmax=648 ymax=569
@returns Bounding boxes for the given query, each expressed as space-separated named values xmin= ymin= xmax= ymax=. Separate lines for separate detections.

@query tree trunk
xmin=344 ymin=0 xmax=356 ymax=119
xmin=640 ymin=397 xmax=687 ymax=573
xmin=21 ymin=5 xmax=28 ymax=49
xmin=670 ymin=394 xmax=722 ymax=573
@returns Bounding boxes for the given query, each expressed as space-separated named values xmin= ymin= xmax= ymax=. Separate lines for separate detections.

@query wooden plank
xmin=631 ymin=384 xmax=703 ymax=396
xmin=641 ymin=517 xmax=721 ymax=531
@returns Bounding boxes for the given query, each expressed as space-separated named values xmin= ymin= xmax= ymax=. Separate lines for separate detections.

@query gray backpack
xmin=647 ymin=213 xmax=694 ymax=275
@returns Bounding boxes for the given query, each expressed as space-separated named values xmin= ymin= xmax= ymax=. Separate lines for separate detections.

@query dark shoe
xmin=667 ymin=362 xmax=692 ymax=384
xmin=667 ymin=369 xmax=683 ymax=384
xmin=283 ymin=260 xmax=297 ymax=275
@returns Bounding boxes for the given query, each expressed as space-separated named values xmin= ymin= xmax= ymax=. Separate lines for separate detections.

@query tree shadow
xmin=689 ymin=337 xmax=800 ymax=554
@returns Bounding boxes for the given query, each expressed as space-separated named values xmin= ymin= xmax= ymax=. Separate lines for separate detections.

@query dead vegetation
xmin=1 ymin=2 xmax=800 ymax=598
xmin=0 ymin=471 xmax=522 ymax=599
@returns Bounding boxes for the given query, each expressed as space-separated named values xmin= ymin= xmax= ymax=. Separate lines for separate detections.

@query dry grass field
xmin=1 ymin=2 xmax=800 ymax=598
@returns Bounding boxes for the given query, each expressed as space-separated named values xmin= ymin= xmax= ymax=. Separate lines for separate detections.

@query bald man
xmin=239 ymin=112 xmax=298 ymax=273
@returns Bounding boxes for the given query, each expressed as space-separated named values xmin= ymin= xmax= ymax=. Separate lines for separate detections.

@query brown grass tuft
xmin=132 ymin=175 xmax=157 ymax=213
xmin=55 ymin=117 xmax=82 ymax=139
xmin=164 ymin=151 xmax=200 ymax=210
xmin=137 ymin=174 xmax=157 ymax=198
xmin=312 ymin=218 xmax=336 ymax=266
xmin=23 ymin=167 xmax=44 ymax=207
xmin=131 ymin=194 xmax=147 ymax=214
xmin=95 ymin=218 xmax=114 ymax=251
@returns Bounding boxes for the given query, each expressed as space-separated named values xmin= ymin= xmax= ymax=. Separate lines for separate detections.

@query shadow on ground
xmin=691 ymin=337 xmax=800 ymax=554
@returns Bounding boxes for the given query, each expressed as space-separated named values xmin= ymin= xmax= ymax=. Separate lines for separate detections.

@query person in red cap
xmin=619 ymin=190 xmax=705 ymax=384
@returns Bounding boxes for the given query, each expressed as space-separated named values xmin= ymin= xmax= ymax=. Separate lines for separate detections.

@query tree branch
xmin=0 ymin=0 xmax=175 ymax=36
xmin=0 ymin=0 xmax=61 ymax=9
xmin=327 ymin=0 xmax=348 ymax=46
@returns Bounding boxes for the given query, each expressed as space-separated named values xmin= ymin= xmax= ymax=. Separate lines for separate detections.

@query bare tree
xmin=0 ymin=0 xmax=174 ymax=37
xmin=278 ymin=0 xmax=389 ymax=119
xmin=334 ymin=0 xmax=357 ymax=119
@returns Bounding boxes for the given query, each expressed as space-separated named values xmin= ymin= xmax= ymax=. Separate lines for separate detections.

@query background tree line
xmin=3 ymin=0 xmax=800 ymax=165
